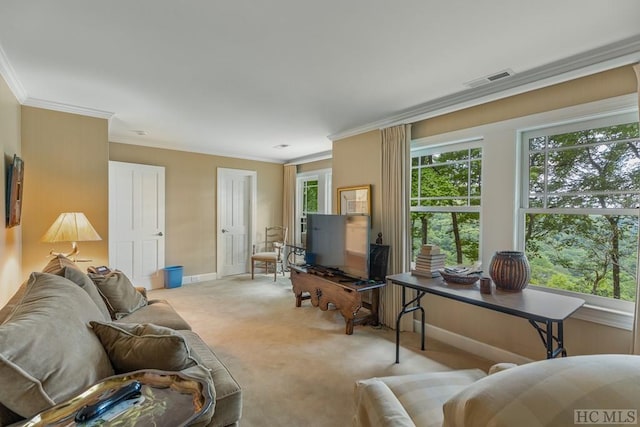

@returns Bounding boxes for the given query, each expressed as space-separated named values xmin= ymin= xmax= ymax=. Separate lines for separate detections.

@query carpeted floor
xmin=149 ymin=273 xmax=492 ymax=427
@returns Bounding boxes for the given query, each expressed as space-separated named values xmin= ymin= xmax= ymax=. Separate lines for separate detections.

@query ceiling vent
xmin=465 ymin=69 xmax=515 ymax=88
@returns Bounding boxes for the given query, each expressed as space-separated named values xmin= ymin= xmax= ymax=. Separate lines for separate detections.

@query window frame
xmin=296 ymin=169 xmax=331 ymax=246
xmin=410 ymin=139 xmax=484 ymax=262
xmin=517 ymin=110 xmax=640 ymax=326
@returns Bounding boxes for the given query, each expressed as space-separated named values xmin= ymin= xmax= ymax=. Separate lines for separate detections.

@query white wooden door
xmin=109 ymin=161 xmax=165 ymax=289
xmin=217 ymin=168 xmax=256 ymax=277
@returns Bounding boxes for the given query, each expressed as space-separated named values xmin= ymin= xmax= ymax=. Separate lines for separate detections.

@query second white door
xmin=217 ymin=168 xmax=256 ymax=277
xmin=109 ymin=161 xmax=166 ymax=289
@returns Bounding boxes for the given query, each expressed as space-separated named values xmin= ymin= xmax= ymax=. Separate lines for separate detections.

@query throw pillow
xmin=0 ymin=272 xmax=114 ymax=418
xmin=88 ymin=270 xmax=147 ymax=320
xmin=63 ymin=267 xmax=112 ymax=321
xmin=41 ymin=254 xmax=81 ymax=276
xmin=89 ymin=321 xmax=198 ymax=373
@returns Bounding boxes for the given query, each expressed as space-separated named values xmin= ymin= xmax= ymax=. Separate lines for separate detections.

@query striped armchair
xmin=354 ymin=355 xmax=640 ymax=427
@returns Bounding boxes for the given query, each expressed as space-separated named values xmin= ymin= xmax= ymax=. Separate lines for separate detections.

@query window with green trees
xmin=410 ymin=142 xmax=482 ymax=265
xmin=300 ymin=179 xmax=319 ymax=235
xmin=520 ymin=112 xmax=640 ymax=304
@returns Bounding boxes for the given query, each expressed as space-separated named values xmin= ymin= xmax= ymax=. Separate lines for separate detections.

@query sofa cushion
xmin=181 ymin=330 xmax=243 ymax=427
xmin=63 ymin=267 xmax=112 ymax=321
xmin=442 ymin=355 xmax=640 ymax=427
xmin=0 ymin=272 xmax=114 ymax=418
xmin=355 ymin=369 xmax=486 ymax=427
xmin=88 ymin=270 xmax=147 ymax=319
xmin=41 ymin=254 xmax=81 ymax=275
xmin=117 ymin=299 xmax=192 ymax=330
xmin=90 ymin=321 xmax=198 ymax=373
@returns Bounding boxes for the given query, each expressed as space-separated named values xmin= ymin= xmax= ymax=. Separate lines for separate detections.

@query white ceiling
xmin=0 ymin=1 xmax=639 ymax=164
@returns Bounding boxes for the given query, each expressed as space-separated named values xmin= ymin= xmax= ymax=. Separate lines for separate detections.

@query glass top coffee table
xmin=20 ymin=369 xmax=213 ymax=427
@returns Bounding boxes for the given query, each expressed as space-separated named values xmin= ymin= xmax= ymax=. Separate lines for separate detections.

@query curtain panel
xmin=380 ymin=124 xmax=413 ymax=331
xmin=632 ymin=63 xmax=640 ymax=354
xmin=283 ymin=165 xmax=297 ymax=263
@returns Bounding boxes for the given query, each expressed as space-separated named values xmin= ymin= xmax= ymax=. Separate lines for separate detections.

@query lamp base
xmin=47 ymin=242 xmax=91 ymax=262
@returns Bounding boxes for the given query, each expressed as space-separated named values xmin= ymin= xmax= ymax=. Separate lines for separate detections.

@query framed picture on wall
xmin=6 ymin=154 xmax=24 ymax=228
xmin=337 ymin=184 xmax=370 ymax=216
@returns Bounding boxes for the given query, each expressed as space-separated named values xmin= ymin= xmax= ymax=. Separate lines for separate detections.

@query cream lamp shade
xmin=41 ymin=212 xmax=101 ymax=260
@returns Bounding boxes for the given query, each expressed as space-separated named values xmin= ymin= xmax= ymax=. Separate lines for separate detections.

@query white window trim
xmin=411 ymin=139 xmax=483 ymax=207
xmin=518 ymin=108 xmax=640 ymax=330
xmin=410 ymin=140 xmax=483 ymax=262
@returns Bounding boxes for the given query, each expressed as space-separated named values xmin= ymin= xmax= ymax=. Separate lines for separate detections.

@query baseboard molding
xmin=182 ymin=272 xmax=217 ymax=284
xmin=414 ymin=319 xmax=533 ymax=365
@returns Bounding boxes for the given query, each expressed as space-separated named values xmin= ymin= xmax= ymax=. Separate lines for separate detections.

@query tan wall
xmin=297 ymin=158 xmax=331 ymax=173
xmin=21 ymin=107 xmax=109 ymax=276
xmin=412 ymin=66 xmax=637 ymax=139
xmin=332 ymin=130 xmax=382 ymax=237
xmin=109 ymin=143 xmax=283 ymax=276
xmin=332 ymin=65 xmax=638 ymax=360
xmin=0 ymin=76 xmax=22 ymax=307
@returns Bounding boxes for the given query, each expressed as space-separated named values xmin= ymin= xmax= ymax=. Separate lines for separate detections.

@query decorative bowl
xmin=439 ymin=269 xmax=481 ymax=285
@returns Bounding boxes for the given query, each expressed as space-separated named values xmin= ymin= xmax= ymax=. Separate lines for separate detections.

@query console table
xmin=387 ymin=273 xmax=585 ymax=363
xmin=290 ymin=266 xmax=386 ymax=334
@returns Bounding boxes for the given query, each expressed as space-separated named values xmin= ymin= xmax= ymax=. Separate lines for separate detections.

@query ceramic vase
xmin=488 ymin=251 xmax=530 ymax=291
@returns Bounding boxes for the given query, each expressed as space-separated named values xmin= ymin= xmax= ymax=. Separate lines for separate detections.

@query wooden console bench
xmin=289 ymin=266 xmax=386 ymax=335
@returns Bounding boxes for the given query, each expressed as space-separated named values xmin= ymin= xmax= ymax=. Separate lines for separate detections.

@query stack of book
xmin=412 ymin=244 xmax=446 ymax=278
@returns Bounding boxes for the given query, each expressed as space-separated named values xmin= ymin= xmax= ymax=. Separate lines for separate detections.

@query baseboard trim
xmin=414 ymin=319 xmax=533 ymax=365
xmin=183 ymin=272 xmax=217 ymax=284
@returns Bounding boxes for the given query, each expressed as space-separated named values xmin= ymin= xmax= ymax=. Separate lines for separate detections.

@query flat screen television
xmin=305 ymin=214 xmax=370 ymax=280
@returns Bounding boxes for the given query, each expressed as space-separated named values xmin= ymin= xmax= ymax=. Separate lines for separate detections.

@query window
xmin=520 ymin=111 xmax=640 ymax=310
xmin=301 ymin=178 xmax=318 ymax=235
xmin=410 ymin=141 xmax=482 ymax=265
xmin=296 ymin=169 xmax=331 ymax=246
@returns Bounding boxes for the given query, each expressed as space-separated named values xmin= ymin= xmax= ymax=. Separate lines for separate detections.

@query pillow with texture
xmin=88 ymin=270 xmax=147 ymax=319
xmin=90 ymin=321 xmax=198 ymax=373
xmin=41 ymin=254 xmax=81 ymax=275
xmin=0 ymin=272 xmax=114 ymax=418
xmin=442 ymin=355 xmax=640 ymax=427
xmin=63 ymin=267 xmax=111 ymax=321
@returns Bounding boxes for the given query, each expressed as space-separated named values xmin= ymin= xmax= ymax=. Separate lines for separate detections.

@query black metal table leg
xmin=546 ymin=320 xmax=553 ymax=359
xmin=395 ymin=285 xmax=426 ymax=363
xmin=528 ymin=319 xmax=567 ymax=359
xmin=558 ymin=321 xmax=566 ymax=357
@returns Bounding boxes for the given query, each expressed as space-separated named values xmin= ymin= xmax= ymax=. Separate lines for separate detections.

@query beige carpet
xmin=149 ymin=273 xmax=492 ymax=427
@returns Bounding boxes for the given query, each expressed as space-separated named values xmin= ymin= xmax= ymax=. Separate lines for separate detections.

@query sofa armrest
xmin=135 ymin=287 xmax=147 ymax=299
xmin=354 ymin=379 xmax=415 ymax=427
xmin=487 ymin=362 xmax=518 ymax=375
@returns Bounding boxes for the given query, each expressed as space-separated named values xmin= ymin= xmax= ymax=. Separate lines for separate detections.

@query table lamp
xmin=41 ymin=212 xmax=102 ymax=261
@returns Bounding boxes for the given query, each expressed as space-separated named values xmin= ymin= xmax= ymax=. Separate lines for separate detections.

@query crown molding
xmin=328 ymin=34 xmax=640 ymax=142
xmin=0 ymin=41 xmax=114 ymax=119
xmin=0 ymin=42 xmax=27 ymax=103
xmin=23 ymin=97 xmax=114 ymax=120
xmin=285 ymin=150 xmax=333 ymax=166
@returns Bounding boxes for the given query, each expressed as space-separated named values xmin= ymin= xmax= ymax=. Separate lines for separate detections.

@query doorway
xmin=217 ymin=168 xmax=257 ymax=277
xmin=109 ymin=161 xmax=166 ymax=289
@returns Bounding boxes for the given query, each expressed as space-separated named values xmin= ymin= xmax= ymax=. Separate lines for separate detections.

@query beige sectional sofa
xmin=0 ymin=255 xmax=242 ymax=426
xmin=354 ymin=354 xmax=640 ymax=427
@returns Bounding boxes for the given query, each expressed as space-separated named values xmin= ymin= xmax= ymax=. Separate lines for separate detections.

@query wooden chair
xmin=251 ymin=226 xmax=288 ymax=281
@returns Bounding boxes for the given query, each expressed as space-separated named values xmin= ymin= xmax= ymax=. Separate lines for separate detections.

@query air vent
xmin=465 ymin=69 xmax=515 ymax=88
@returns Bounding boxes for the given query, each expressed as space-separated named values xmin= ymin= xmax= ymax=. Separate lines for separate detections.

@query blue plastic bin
xmin=164 ymin=265 xmax=183 ymax=288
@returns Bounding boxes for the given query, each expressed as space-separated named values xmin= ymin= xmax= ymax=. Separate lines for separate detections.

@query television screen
xmin=306 ymin=214 xmax=370 ymax=280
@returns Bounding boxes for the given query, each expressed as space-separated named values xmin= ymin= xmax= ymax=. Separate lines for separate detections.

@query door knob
xmin=156 ymin=232 xmax=163 ymax=236
xmin=221 ymin=229 xmax=229 ymax=233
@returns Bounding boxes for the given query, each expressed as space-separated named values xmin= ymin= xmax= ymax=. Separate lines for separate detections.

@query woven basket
xmin=439 ymin=270 xmax=481 ymax=285
xmin=489 ymin=251 xmax=530 ymax=291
